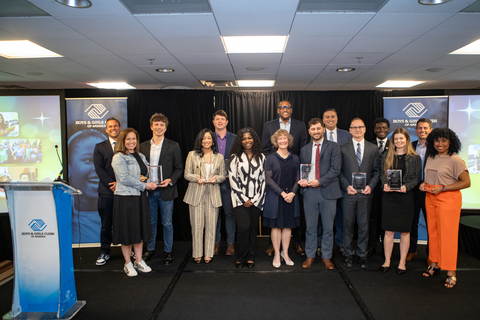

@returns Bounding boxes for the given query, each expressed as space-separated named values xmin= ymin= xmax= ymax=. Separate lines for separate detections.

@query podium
xmin=0 ymin=182 xmax=86 ymax=320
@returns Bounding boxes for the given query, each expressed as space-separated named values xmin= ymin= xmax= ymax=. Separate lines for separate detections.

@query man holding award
xmin=299 ymin=118 xmax=342 ymax=269
xmin=140 ymin=113 xmax=183 ymax=265
xmin=339 ymin=118 xmax=380 ymax=269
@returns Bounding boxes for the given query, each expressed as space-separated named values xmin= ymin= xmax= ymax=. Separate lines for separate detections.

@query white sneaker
xmin=134 ymin=260 xmax=152 ymax=273
xmin=124 ymin=262 xmax=138 ymax=277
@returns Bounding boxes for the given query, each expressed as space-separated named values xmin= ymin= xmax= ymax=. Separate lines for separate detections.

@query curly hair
xmin=149 ymin=113 xmax=169 ymax=127
xmin=426 ymin=128 xmax=461 ymax=158
xmin=270 ymin=129 xmax=294 ymax=149
xmin=193 ymin=128 xmax=218 ymax=156
xmin=229 ymin=127 xmax=262 ymax=161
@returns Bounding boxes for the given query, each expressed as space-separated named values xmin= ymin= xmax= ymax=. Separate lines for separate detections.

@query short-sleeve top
xmin=424 ymin=153 xmax=467 ymax=185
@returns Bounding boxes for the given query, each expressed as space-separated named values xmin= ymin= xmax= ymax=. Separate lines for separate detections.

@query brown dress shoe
xmin=406 ymin=252 xmax=417 ymax=262
xmin=266 ymin=245 xmax=274 ymax=256
xmin=226 ymin=243 xmax=235 ymax=256
xmin=214 ymin=243 xmax=220 ymax=255
xmin=295 ymin=245 xmax=306 ymax=256
xmin=322 ymin=258 xmax=334 ymax=270
xmin=302 ymin=258 xmax=315 ymax=269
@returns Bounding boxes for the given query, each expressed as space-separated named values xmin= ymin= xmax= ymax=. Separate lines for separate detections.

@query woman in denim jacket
xmin=112 ymin=128 xmax=157 ymax=277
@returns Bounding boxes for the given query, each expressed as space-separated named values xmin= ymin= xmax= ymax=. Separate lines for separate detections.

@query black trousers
xmin=234 ymin=205 xmax=261 ymax=263
xmin=410 ymin=187 xmax=428 ymax=254
xmin=369 ymin=192 xmax=383 ymax=247
xmin=98 ymin=194 xmax=114 ymax=253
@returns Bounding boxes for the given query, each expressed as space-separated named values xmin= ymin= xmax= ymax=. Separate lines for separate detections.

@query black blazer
xmin=140 ymin=138 xmax=184 ymax=201
xmin=261 ymin=118 xmax=308 ymax=156
xmin=93 ymin=139 xmax=116 ymax=196
xmin=371 ymin=139 xmax=390 ymax=196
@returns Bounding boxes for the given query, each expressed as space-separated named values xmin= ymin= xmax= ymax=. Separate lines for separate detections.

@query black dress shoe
xmin=236 ymin=261 xmax=244 ymax=269
xmin=366 ymin=246 xmax=376 ymax=258
xmin=142 ymin=250 xmax=155 ymax=261
xmin=343 ymin=257 xmax=353 ymax=268
xmin=397 ymin=268 xmax=406 ymax=275
xmin=358 ymin=257 xmax=369 ymax=269
xmin=246 ymin=261 xmax=255 ymax=268
xmin=338 ymin=246 xmax=346 ymax=256
xmin=380 ymin=266 xmax=390 ymax=273
xmin=164 ymin=252 xmax=173 ymax=265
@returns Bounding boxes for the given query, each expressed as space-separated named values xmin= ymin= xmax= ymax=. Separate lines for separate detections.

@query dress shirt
xmin=279 ymin=117 xmax=291 ymax=133
xmin=416 ymin=141 xmax=427 ymax=179
xmin=108 ymin=137 xmax=116 ymax=151
xmin=215 ymin=131 xmax=227 ymax=158
xmin=310 ymin=140 xmax=323 ymax=180
xmin=326 ymin=128 xmax=337 ymax=142
xmin=376 ymin=138 xmax=388 ymax=152
xmin=352 ymin=138 xmax=365 ymax=162
xmin=150 ymin=138 xmax=164 ymax=183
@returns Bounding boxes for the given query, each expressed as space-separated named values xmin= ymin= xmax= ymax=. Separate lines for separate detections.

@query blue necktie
xmin=356 ymin=143 xmax=362 ymax=167
xmin=329 ymin=131 xmax=334 ymax=142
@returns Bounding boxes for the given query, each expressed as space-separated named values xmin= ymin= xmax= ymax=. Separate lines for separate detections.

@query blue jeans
xmin=147 ymin=190 xmax=174 ymax=252
xmin=215 ymin=180 xmax=235 ymax=244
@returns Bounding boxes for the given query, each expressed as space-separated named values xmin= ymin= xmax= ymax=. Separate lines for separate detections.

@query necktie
xmin=378 ymin=140 xmax=384 ymax=153
xmin=315 ymin=144 xmax=320 ymax=180
xmin=112 ymin=141 xmax=116 ymax=151
xmin=329 ymin=131 xmax=334 ymax=142
xmin=356 ymin=143 xmax=362 ymax=167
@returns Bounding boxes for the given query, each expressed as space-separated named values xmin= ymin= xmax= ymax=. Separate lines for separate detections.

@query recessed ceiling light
xmin=418 ymin=0 xmax=452 ymax=5
xmin=336 ymin=67 xmax=355 ymax=72
xmin=237 ymin=80 xmax=275 ymax=87
xmin=246 ymin=67 xmax=265 ymax=71
xmin=376 ymin=81 xmax=424 ymax=88
xmin=425 ymin=68 xmax=443 ymax=73
xmin=450 ymin=39 xmax=480 ymax=55
xmin=222 ymin=36 xmax=288 ymax=53
xmin=156 ymin=68 xmax=174 ymax=73
xmin=87 ymin=82 xmax=135 ymax=89
xmin=0 ymin=40 xmax=62 ymax=59
xmin=55 ymin=0 xmax=92 ymax=8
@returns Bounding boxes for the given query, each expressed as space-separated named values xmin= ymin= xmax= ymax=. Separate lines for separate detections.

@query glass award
xmin=300 ymin=164 xmax=315 ymax=181
xmin=387 ymin=169 xmax=402 ymax=190
xmin=352 ymin=172 xmax=367 ymax=192
xmin=148 ymin=165 xmax=163 ymax=185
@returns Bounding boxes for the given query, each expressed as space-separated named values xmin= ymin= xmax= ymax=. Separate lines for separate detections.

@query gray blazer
xmin=112 ymin=152 xmax=148 ymax=196
xmin=183 ymin=151 xmax=226 ymax=207
xmin=380 ymin=153 xmax=422 ymax=192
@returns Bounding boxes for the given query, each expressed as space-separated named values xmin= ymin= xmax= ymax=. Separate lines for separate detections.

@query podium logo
xmin=85 ymin=104 xmax=109 ymax=119
xmin=403 ymin=103 xmax=428 ymax=118
xmin=29 ymin=219 xmax=47 ymax=232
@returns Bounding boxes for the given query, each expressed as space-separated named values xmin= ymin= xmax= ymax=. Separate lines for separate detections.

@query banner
xmin=66 ymin=98 xmax=128 ymax=244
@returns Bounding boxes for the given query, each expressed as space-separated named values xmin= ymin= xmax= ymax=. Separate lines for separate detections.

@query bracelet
xmin=442 ymin=185 xmax=446 ymax=192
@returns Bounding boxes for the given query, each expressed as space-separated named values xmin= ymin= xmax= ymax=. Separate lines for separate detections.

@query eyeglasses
xmin=350 ymin=126 xmax=365 ymax=130
xmin=278 ymin=106 xmax=292 ymax=109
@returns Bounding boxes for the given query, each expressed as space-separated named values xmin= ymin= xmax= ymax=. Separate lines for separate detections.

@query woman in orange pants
xmin=420 ymin=128 xmax=470 ymax=288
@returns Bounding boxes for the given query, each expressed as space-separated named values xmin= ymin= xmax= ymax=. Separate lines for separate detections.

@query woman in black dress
xmin=263 ymin=129 xmax=300 ymax=268
xmin=380 ymin=128 xmax=421 ymax=274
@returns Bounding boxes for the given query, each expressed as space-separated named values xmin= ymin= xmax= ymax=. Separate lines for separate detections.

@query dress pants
xmin=98 ymin=194 xmax=114 ymax=254
xmin=342 ymin=195 xmax=372 ymax=258
xmin=189 ymin=189 xmax=218 ymax=259
xmin=215 ymin=180 xmax=236 ymax=244
xmin=234 ymin=205 xmax=261 ymax=263
xmin=147 ymin=190 xmax=174 ymax=252
xmin=410 ymin=186 xmax=427 ymax=254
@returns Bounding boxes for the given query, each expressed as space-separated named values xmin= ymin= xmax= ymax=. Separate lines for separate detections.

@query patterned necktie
xmin=378 ymin=140 xmax=384 ymax=153
xmin=356 ymin=143 xmax=362 ymax=167
xmin=315 ymin=144 xmax=320 ymax=180
xmin=329 ymin=131 xmax=334 ymax=142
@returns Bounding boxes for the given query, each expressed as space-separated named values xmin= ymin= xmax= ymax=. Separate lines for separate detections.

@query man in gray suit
xmin=299 ymin=118 xmax=342 ymax=269
xmin=340 ymin=118 xmax=380 ymax=269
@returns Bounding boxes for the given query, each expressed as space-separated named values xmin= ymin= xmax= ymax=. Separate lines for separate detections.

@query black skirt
xmin=112 ymin=193 xmax=152 ymax=245
xmin=381 ymin=190 xmax=414 ymax=233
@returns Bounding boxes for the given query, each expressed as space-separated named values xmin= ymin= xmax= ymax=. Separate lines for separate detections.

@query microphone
xmin=54 ymin=145 xmax=68 ymax=184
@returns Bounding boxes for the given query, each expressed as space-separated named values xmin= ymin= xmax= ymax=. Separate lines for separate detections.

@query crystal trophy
xmin=148 ymin=165 xmax=163 ymax=185
xmin=300 ymin=164 xmax=315 ymax=181
xmin=387 ymin=169 xmax=402 ymax=190
xmin=352 ymin=172 xmax=367 ymax=192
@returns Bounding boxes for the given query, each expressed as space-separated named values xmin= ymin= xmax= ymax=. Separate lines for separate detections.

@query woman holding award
xmin=420 ymin=128 xmax=470 ymax=288
xmin=380 ymin=128 xmax=421 ymax=274
xmin=111 ymin=128 xmax=158 ymax=277
xmin=263 ymin=129 xmax=300 ymax=268
xmin=184 ymin=128 xmax=225 ymax=265
xmin=229 ymin=128 xmax=266 ymax=268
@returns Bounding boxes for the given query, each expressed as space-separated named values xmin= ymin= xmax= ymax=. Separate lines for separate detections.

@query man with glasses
xmin=339 ymin=118 xmax=380 ymax=269
xmin=262 ymin=100 xmax=308 ymax=256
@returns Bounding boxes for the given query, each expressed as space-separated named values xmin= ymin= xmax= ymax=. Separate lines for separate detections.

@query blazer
xmin=216 ymin=131 xmax=236 ymax=193
xmin=183 ymin=151 xmax=226 ymax=208
xmin=261 ymin=118 xmax=308 ymax=156
xmin=371 ymin=139 xmax=390 ymax=196
xmin=140 ymin=138 xmax=183 ymax=201
xmin=112 ymin=152 xmax=148 ymax=196
xmin=324 ymin=128 xmax=352 ymax=146
xmin=339 ymin=139 xmax=381 ymax=198
xmin=299 ymin=140 xmax=342 ymax=200
xmin=380 ymin=153 xmax=422 ymax=192
xmin=93 ymin=139 xmax=116 ymax=195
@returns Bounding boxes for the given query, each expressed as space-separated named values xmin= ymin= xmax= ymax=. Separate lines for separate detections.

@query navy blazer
xmin=299 ymin=140 xmax=342 ymax=200
xmin=217 ymin=130 xmax=236 ymax=192
xmin=140 ymin=138 xmax=183 ymax=201
xmin=324 ymin=128 xmax=352 ymax=146
xmin=261 ymin=118 xmax=308 ymax=156
xmin=339 ymin=139 xmax=381 ymax=198
xmin=93 ymin=139 xmax=116 ymax=196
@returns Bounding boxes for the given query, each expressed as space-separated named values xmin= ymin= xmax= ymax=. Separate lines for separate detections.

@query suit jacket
xmin=299 ymin=140 xmax=342 ymax=200
xmin=339 ymin=139 xmax=381 ymax=198
xmin=93 ymin=139 xmax=115 ymax=195
xmin=371 ymin=139 xmax=390 ymax=196
xmin=261 ymin=118 xmax=308 ymax=156
xmin=140 ymin=138 xmax=183 ymax=201
xmin=217 ymin=131 xmax=236 ymax=193
xmin=183 ymin=151 xmax=226 ymax=207
xmin=324 ymin=128 xmax=352 ymax=146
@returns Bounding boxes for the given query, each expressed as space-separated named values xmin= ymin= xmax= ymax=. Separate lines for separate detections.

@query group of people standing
xmin=92 ymin=101 xmax=470 ymax=289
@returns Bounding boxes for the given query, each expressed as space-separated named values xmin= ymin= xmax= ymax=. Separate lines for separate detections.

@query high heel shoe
xmin=396 ymin=267 xmax=406 ymax=275
xmin=194 ymin=258 xmax=201 ymax=265
xmin=281 ymin=252 xmax=294 ymax=266
xmin=272 ymin=255 xmax=281 ymax=268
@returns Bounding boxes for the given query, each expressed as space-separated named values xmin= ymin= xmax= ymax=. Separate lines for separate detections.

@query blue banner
xmin=66 ymin=98 xmax=127 ymax=244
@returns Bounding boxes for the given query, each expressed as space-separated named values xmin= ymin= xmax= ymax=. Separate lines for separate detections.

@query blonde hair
xmin=270 ymin=129 xmax=294 ymax=149
xmin=383 ymin=127 xmax=417 ymax=178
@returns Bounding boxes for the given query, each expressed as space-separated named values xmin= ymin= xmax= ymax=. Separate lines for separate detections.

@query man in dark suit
xmin=262 ymin=100 xmax=308 ymax=255
xmin=212 ymin=110 xmax=236 ymax=256
xmin=93 ymin=117 xmax=121 ymax=266
xmin=140 ymin=113 xmax=183 ymax=265
xmin=367 ymin=117 xmax=390 ymax=257
xmin=408 ymin=118 xmax=432 ymax=262
xmin=299 ymin=118 xmax=342 ymax=270
xmin=340 ymin=118 xmax=380 ymax=269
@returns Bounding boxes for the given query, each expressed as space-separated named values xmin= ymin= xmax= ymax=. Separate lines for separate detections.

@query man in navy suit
xmin=367 ymin=117 xmax=390 ymax=257
xmin=262 ymin=100 xmax=308 ymax=255
xmin=340 ymin=118 xmax=380 ymax=269
xmin=299 ymin=118 xmax=342 ymax=269
xmin=140 ymin=113 xmax=183 ymax=265
xmin=93 ymin=117 xmax=121 ymax=266
xmin=212 ymin=110 xmax=236 ymax=256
